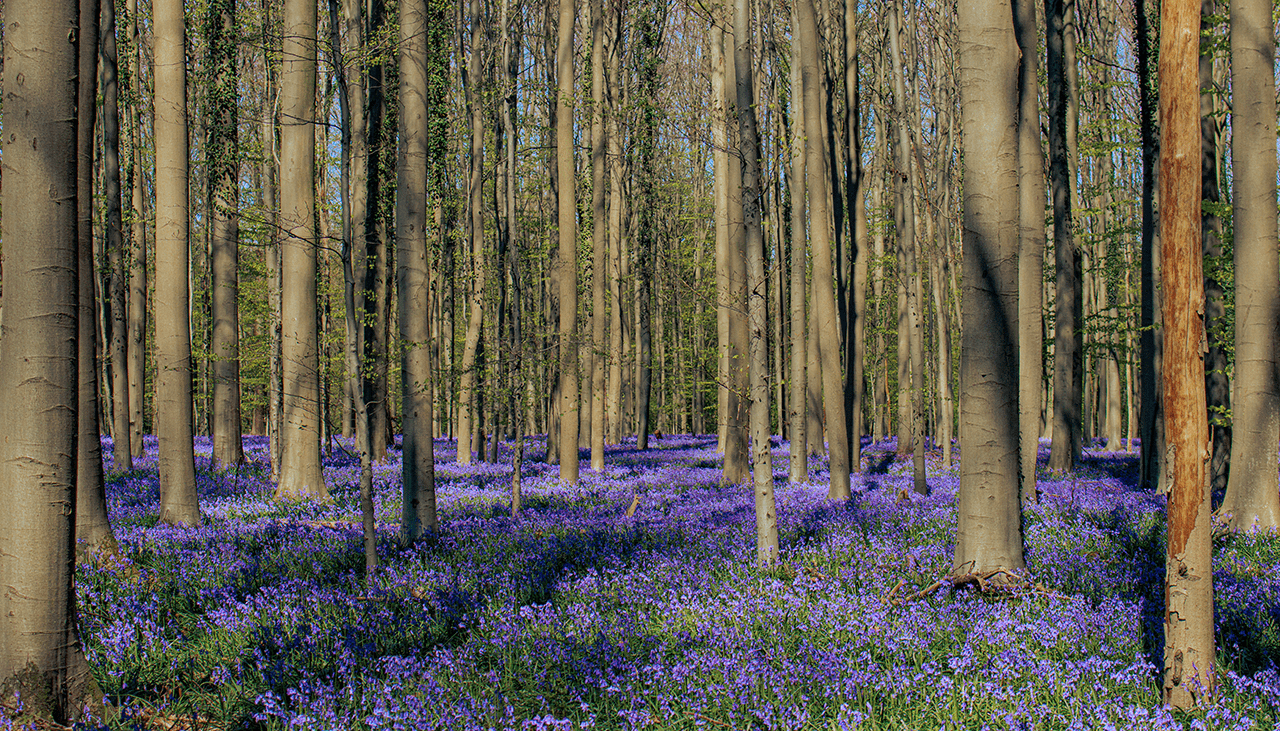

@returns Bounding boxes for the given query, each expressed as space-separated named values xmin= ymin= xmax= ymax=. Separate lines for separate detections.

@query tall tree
xmin=1199 ymin=0 xmax=1229 ymax=497
xmin=589 ymin=0 xmax=607 ymax=472
xmin=75 ymin=0 xmax=117 ymax=556
xmin=457 ymin=0 xmax=486 ymax=465
xmin=888 ymin=1 xmax=926 ymax=495
xmin=275 ymin=0 xmax=329 ymax=500
xmin=0 ymin=0 xmax=106 ymax=720
xmin=1220 ymin=0 xmax=1280 ymax=530
xmin=399 ymin=0 xmax=441 ymax=540
xmin=1138 ymin=0 xmax=1165 ymax=493
xmin=843 ymin=0 xmax=866 ymax=473
xmin=953 ymin=0 xmax=1026 ymax=576
xmin=733 ymin=0 xmax=776 ymax=565
xmin=155 ymin=0 xmax=201 ymax=524
xmin=797 ymin=0 xmax=850 ymax=499
xmin=1014 ymin=0 xmax=1045 ymax=502
xmin=1159 ymin=0 xmax=1214 ymax=707
xmin=556 ymin=0 xmax=581 ymax=480
xmin=102 ymin=0 xmax=132 ymax=472
xmin=1047 ymin=0 xmax=1082 ymax=472
xmin=127 ymin=0 xmax=148 ymax=458
xmin=787 ymin=6 xmax=807 ymax=483
xmin=208 ymin=0 xmax=243 ymax=468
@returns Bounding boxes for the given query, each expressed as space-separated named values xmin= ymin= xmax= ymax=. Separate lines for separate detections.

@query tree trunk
xmin=208 ymin=0 xmax=243 ymax=469
xmin=1138 ymin=0 xmax=1164 ymax=492
xmin=1047 ymin=0 xmax=1081 ymax=472
xmin=555 ymin=0 xmax=581 ymax=480
xmin=0 ymin=1 xmax=105 ymax=718
xmin=844 ymin=0 xmax=866 ymax=471
xmin=605 ymin=4 xmax=624 ymax=446
xmin=75 ymin=0 xmax=117 ymax=556
xmin=155 ymin=0 xmax=201 ymax=523
xmin=787 ymin=13 xmax=808 ymax=483
xmin=888 ymin=2 xmax=926 ymax=494
xmin=397 ymin=0 xmax=440 ymax=540
xmin=588 ymin=0 xmax=607 ymax=471
xmin=101 ymin=0 xmax=132 ymax=472
xmin=1015 ymin=0 xmax=1045 ymax=501
xmin=127 ymin=0 xmax=148 ymax=458
xmin=275 ymin=0 xmax=328 ymax=500
xmin=953 ymin=0 xmax=1026 ymax=576
xmin=634 ymin=1 xmax=662 ymax=452
xmin=457 ymin=0 xmax=486 ymax=466
xmin=365 ymin=0 xmax=391 ymax=462
xmin=798 ymin=0 xmax=850 ymax=500
xmin=733 ymin=0 xmax=777 ymax=565
xmin=1220 ymin=0 xmax=1280 ymax=531
xmin=261 ymin=18 xmax=283 ymax=480
xmin=1159 ymin=0 xmax=1215 ymax=707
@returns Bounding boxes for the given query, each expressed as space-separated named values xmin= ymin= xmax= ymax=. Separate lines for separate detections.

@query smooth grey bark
xmin=275 ymin=0 xmax=329 ymax=500
xmin=605 ymin=5 xmax=624 ymax=446
xmin=0 ymin=3 xmax=105 ymax=717
xmin=798 ymin=0 xmax=850 ymax=500
xmin=556 ymin=0 xmax=581 ymax=480
xmin=589 ymin=0 xmax=607 ymax=471
xmin=208 ymin=0 xmax=243 ymax=469
xmin=397 ymin=0 xmax=439 ymax=540
xmin=1220 ymin=0 xmax=1280 ymax=531
xmin=1047 ymin=0 xmax=1082 ymax=472
xmin=261 ymin=15 xmax=283 ymax=481
xmin=102 ymin=0 xmax=132 ymax=472
xmin=457 ymin=0 xmax=485 ymax=466
xmin=1014 ymin=0 xmax=1045 ymax=502
xmin=155 ymin=0 xmax=201 ymax=524
xmin=888 ymin=2 xmax=926 ymax=495
xmin=787 ymin=9 xmax=808 ymax=483
xmin=712 ymin=17 xmax=731 ymax=456
xmin=844 ymin=0 xmax=866 ymax=472
xmin=733 ymin=0 xmax=777 ymax=565
xmin=364 ymin=0 xmax=390 ymax=462
xmin=721 ymin=12 xmax=750 ymax=484
xmin=953 ymin=0 xmax=1026 ymax=576
xmin=76 ymin=0 xmax=117 ymax=556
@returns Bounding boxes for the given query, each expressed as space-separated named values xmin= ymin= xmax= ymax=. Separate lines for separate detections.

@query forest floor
xmin=38 ymin=433 xmax=1280 ymax=729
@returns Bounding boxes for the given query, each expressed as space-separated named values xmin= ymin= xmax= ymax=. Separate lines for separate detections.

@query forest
xmin=2 ymin=0 xmax=1280 ymax=727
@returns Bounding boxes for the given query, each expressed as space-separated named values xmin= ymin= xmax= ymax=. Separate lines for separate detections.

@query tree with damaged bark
xmin=1159 ymin=0 xmax=1215 ymax=709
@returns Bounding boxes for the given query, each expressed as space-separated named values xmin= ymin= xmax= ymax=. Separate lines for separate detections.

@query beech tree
xmin=102 ymin=0 xmax=132 ymax=472
xmin=275 ymin=0 xmax=329 ymax=500
xmin=1219 ymin=0 xmax=1280 ymax=531
xmin=1015 ymin=0 xmax=1045 ymax=502
xmin=953 ymin=0 xmax=1026 ymax=577
xmin=208 ymin=0 xmax=244 ymax=468
xmin=398 ymin=0 xmax=440 ymax=539
xmin=0 ymin=0 xmax=105 ymax=719
xmin=556 ymin=0 xmax=581 ymax=480
xmin=155 ymin=0 xmax=201 ymax=524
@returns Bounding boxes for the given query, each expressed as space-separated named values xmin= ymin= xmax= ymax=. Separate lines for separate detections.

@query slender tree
xmin=102 ymin=0 xmax=132 ymax=472
xmin=0 ymin=0 xmax=106 ymax=719
xmin=797 ymin=0 xmax=850 ymax=499
xmin=1219 ymin=0 xmax=1280 ymax=531
xmin=787 ymin=6 xmax=807 ymax=483
xmin=155 ymin=0 xmax=201 ymax=524
xmin=1015 ymin=0 xmax=1045 ymax=502
xmin=733 ymin=0 xmax=777 ymax=565
xmin=1159 ymin=0 xmax=1215 ymax=707
xmin=457 ymin=0 xmax=486 ymax=465
xmin=556 ymin=0 xmax=581 ymax=479
xmin=208 ymin=0 xmax=243 ymax=468
xmin=275 ymin=0 xmax=329 ymax=500
xmin=127 ymin=0 xmax=148 ymax=458
xmin=589 ymin=0 xmax=608 ymax=472
xmin=953 ymin=0 xmax=1026 ymax=576
xmin=398 ymin=0 xmax=440 ymax=539
xmin=1047 ymin=0 xmax=1082 ymax=472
